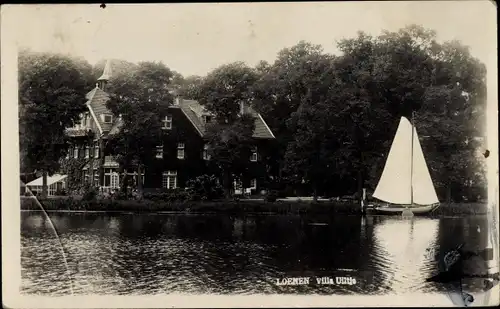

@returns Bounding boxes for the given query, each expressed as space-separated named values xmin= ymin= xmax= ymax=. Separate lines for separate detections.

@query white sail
xmin=373 ymin=117 xmax=439 ymax=206
xmin=411 ymin=123 xmax=440 ymax=205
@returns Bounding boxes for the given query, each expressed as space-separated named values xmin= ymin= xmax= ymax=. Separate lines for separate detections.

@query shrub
xmin=186 ymin=174 xmax=224 ymax=201
xmin=54 ymin=189 xmax=67 ymax=196
xmin=265 ymin=190 xmax=278 ymax=203
xmin=81 ymin=184 xmax=99 ymax=201
xmin=143 ymin=188 xmax=191 ymax=203
xmin=113 ymin=191 xmax=129 ymax=200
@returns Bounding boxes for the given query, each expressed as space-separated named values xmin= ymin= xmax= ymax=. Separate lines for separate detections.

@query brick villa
xmin=63 ymin=60 xmax=276 ymax=194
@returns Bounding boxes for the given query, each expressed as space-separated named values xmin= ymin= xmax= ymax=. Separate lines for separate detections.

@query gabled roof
xmin=178 ymin=100 xmax=208 ymax=136
xmin=85 ymin=87 xmax=113 ymax=133
xmin=177 ymin=100 xmax=275 ymax=139
xmin=81 ymin=57 xmax=274 ymax=139
xmin=84 ymin=91 xmax=275 ymax=139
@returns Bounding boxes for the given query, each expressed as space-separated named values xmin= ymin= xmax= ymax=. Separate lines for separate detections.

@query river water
xmin=21 ymin=211 xmax=492 ymax=296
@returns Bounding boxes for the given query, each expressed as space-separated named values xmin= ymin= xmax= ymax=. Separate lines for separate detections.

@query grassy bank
xmin=20 ymin=197 xmax=361 ymax=215
xmin=20 ymin=197 xmax=487 ymax=216
xmin=430 ymin=202 xmax=488 ymax=216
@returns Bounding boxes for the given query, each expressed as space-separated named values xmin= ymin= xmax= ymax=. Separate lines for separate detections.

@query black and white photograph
xmin=1 ymin=1 xmax=499 ymax=307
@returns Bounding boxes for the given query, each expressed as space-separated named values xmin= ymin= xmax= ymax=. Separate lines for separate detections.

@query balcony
xmin=65 ymin=127 xmax=93 ymax=137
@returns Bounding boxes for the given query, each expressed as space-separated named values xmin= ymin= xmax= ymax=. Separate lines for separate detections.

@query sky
xmin=3 ymin=1 xmax=496 ymax=77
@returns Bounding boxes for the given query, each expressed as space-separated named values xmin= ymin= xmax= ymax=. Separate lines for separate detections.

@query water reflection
xmin=372 ymin=217 xmax=439 ymax=293
xmin=21 ymin=212 xmax=489 ymax=296
xmin=436 ymin=215 xmax=492 ymax=294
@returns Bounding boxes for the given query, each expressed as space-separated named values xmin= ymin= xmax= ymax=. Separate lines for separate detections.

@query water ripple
xmin=21 ymin=212 xmax=490 ymax=296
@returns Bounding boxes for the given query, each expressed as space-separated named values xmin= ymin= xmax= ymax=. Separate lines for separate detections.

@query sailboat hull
xmin=370 ymin=203 xmax=440 ymax=215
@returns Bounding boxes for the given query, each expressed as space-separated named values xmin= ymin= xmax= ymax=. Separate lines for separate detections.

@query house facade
xmin=63 ymin=60 xmax=276 ymax=194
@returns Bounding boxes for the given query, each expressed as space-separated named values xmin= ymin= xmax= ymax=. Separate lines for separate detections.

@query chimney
xmin=174 ymin=96 xmax=183 ymax=106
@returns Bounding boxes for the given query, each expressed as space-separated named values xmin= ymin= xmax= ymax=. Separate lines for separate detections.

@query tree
xmin=176 ymin=75 xmax=203 ymax=100
xmin=205 ymin=115 xmax=256 ymax=197
xmin=198 ymin=62 xmax=259 ymax=197
xmin=252 ymin=42 xmax=327 ymax=186
xmin=105 ymin=61 xmax=174 ymax=197
xmin=416 ymin=38 xmax=487 ymax=202
xmin=268 ymin=25 xmax=486 ymax=204
xmin=280 ymin=52 xmax=345 ymax=200
xmin=332 ymin=25 xmax=487 ymax=203
xmin=19 ymin=49 xmax=92 ymax=198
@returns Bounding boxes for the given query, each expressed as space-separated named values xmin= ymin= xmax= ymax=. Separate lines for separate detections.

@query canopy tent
xmin=26 ymin=174 xmax=68 ymax=196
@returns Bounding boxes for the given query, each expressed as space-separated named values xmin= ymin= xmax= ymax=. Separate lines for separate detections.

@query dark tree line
xmin=19 ymin=25 xmax=486 ymax=202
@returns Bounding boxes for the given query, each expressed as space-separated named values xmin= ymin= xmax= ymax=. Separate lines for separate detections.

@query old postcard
xmin=1 ymin=1 xmax=498 ymax=308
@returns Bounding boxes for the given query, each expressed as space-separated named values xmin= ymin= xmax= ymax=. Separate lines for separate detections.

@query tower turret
xmin=97 ymin=59 xmax=112 ymax=91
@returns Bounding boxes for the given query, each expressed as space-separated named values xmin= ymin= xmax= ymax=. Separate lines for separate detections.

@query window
xmin=103 ymin=168 xmax=120 ymax=188
xmin=104 ymin=168 xmax=112 ymax=187
xmin=110 ymin=171 xmax=119 ymax=189
xmin=233 ymin=179 xmax=243 ymax=193
xmin=162 ymin=115 xmax=172 ymax=130
xmin=126 ymin=171 xmax=145 ymax=186
xmin=250 ymin=178 xmax=257 ymax=190
xmin=66 ymin=147 xmax=71 ymax=159
xmin=74 ymin=115 xmax=82 ymax=129
xmin=74 ymin=146 xmax=79 ymax=159
xmin=83 ymin=169 xmax=90 ymax=184
xmin=156 ymin=144 xmax=163 ymax=159
xmin=203 ymin=144 xmax=210 ymax=160
xmin=203 ymin=115 xmax=212 ymax=124
xmin=81 ymin=113 xmax=87 ymax=127
xmin=85 ymin=146 xmax=90 ymax=158
xmin=177 ymin=142 xmax=185 ymax=159
xmin=49 ymin=184 xmax=56 ymax=196
xmin=93 ymin=169 xmax=99 ymax=185
xmin=162 ymin=171 xmax=177 ymax=189
xmin=250 ymin=146 xmax=258 ymax=162
xmin=102 ymin=114 xmax=113 ymax=124
xmin=94 ymin=144 xmax=100 ymax=158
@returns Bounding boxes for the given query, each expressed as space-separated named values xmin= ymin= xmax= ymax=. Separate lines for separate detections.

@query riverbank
xmin=20 ymin=197 xmax=487 ymax=216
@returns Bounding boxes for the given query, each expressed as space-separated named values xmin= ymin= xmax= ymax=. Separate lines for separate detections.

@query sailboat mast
xmin=410 ymin=111 xmax=415 ymax=206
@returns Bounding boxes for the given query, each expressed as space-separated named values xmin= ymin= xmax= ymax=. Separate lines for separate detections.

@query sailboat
xmin=369 ymin=112 xmax=440 ymax=215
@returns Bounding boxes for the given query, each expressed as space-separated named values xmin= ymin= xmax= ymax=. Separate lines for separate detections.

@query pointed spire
xmin=97 ymin=59 xmax=112 ymax=91
xmin=98 ymin=59 xmax=112 ymax=81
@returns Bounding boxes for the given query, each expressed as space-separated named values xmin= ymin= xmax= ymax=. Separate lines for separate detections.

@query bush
xmin=186 ymin=174 xmax=224 ymax=201
xmin=19 ymin=197 xmax=486 ymax=216
xmin=54 ymin=189 xmax=67 ymax=196
xmin=81 ymin=184 xmax=99 ymax=201
xmin=113 ymin=191 xmax=129 ymax=200
xmin=143 ymin=188 xmax=191 ymax=202
xmin=265 ymin=190 xmax=278 ymax=203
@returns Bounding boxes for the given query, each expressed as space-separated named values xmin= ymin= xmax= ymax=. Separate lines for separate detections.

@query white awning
xmin=26 ymin=174 xmax=68 ymax=187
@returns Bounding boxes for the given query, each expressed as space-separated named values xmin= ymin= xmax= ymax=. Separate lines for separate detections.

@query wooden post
xmin=403 ymin=111 xmax=415 ymax=218
xmin=41 ymin=170 xmax=48 ymax=198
